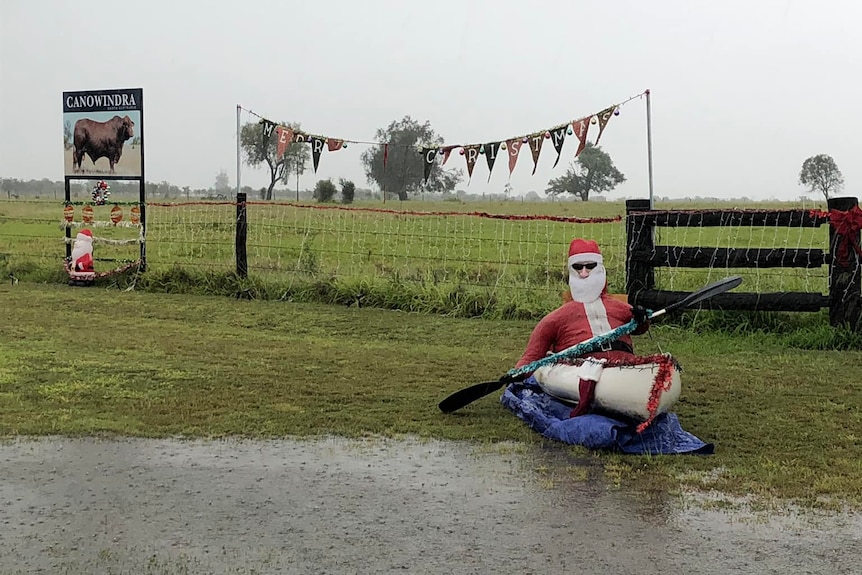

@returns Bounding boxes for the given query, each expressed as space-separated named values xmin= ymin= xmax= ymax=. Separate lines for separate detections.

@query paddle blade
xmin=438 ymin=379 xmax=507 ymax=413
xmin=652 ymin=275 xmax=743 ymax=318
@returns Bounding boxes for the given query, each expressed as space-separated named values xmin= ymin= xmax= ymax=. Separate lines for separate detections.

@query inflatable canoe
xmin=531 ymin=353 xmax=682 ymax=423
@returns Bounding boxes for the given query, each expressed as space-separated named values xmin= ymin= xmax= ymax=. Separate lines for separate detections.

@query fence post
xmin=827 ymin=196 xmax=861 ymax=330
xmin=236 ymin=192 xmax=248 ymax=278
xmin=625 ymin=199 xmax=655 ymax=298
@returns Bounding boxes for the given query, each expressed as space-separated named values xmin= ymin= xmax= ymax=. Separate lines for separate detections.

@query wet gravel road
xmin=0 ymin=436 xmax=858 ymax=574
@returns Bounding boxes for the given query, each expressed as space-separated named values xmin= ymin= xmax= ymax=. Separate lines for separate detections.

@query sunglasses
xmin=571 ymin=262 xmax=599 ymax=271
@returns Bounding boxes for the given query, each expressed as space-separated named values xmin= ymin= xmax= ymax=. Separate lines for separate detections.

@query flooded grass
xmin=1 ymin=282 xmax=860 ymax=510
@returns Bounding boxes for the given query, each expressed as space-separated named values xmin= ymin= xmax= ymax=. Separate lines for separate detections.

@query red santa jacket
xmin=515 ymin=295 xmax=648 ymax=370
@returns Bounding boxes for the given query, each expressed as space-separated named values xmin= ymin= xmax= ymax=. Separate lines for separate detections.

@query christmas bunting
xmin=441 ymin=145 xmax=458 ymax=166
xmin=310 ymin=136 xmax=326 ymax=173
xmin=571 ymin=117 xmax=591 ymax=157
xmin=549 ymin=125 xmax=568 ymax=168
xmin=275 ymin=125 xmax=293 ymax=158
xmin=463 ymin=144 xmax=481 ymax=180
xmin=422 ymin=147 xmax=438 ymax=183
xmin=527 ymin=131 xmax=546 ymax=175
xmin=595 ymin=106 xmax=616 ymax=145
xmin=505 ymin=138 xmax=522 ymax=178
xmin=242 ymin=89 xmax=643 ymax=184
xmin=483 ymin=141 xmax=501 ymax=182
xmin=260 ymin=119 xmax=276 ymax=146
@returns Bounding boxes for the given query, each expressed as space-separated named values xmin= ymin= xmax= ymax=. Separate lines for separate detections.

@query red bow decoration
xmin=828 ymin=205 xmax=862 ymax=267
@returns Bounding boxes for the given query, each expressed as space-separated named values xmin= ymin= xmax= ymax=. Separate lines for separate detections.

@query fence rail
xmin=625 ymin=197 xmax=861 ymax=329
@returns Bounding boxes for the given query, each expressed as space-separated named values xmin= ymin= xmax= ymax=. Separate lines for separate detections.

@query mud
xmin=0 ymin=436 xmax=858 ymax=574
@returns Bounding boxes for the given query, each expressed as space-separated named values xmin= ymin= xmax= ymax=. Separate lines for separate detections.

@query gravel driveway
xmin=1 ymin=436 xmax=857 ymax=574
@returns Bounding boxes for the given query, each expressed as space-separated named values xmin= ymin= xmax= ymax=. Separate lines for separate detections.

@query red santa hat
xmin=567 ymin=238 xmax=603 ymax=265
xmin=77 ymin=229 xmax=93 ymax=239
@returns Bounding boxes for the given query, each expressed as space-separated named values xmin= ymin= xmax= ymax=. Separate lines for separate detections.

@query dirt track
xmin=0 ymin=436 xmax=858 ymax=574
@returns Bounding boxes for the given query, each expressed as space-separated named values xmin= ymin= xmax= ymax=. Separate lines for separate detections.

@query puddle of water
xmin=0 ymin=436 xmax=857 ymax=574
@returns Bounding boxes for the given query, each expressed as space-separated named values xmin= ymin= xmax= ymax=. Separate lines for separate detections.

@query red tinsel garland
xmin=636 ymin=355 xmax=677 ymax=434
xmin=145 ymin=201 xmax=622 ymax=225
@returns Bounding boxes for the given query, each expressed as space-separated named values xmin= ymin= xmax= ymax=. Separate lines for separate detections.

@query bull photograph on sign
xmin=63 ymin=88 xmax=143 ymax=178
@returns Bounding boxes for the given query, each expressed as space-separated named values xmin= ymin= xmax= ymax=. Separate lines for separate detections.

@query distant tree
xmin=214 ymin=169 xmax=230 ymax=193
xmin=799 ymin=154 xmax=844 ymax=201
xmin=240 ymin=121 xmax=310 ymax=200
xmin=545 ymin=142 xmax=625 ymax=201
xmin=360 ymin=115 xmax=462 ymax=201
xmin=339 ymin=178 xmax=356 ymax=204
xmin=503 ymin=182 xmax=513 ymax=200
xmin=313 ymin=179 xmax=338 ymax=203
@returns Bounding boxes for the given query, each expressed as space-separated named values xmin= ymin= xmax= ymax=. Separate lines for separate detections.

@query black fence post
xmin=64 ymin=179 xmax=71 ymax=261
xmin=139 ymin=180 xmax=147 ymax=273
xmin=625 ymin=199 xmax=655 ymax=301
xmin=827 ymin=196 xmax=861 ymax=330
xmin=236 ymin=192 xmax=248 ymax=278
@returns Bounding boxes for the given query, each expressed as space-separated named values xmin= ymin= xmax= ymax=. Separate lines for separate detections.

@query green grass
xmin=0 ymin=197 xmax=835 ymax=319
xmin=1 ymin=282 xmax=860 ymax=510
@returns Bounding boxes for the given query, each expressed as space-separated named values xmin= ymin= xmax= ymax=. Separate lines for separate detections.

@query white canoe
xmin=532 ymin=353 xmax=682 ymax=422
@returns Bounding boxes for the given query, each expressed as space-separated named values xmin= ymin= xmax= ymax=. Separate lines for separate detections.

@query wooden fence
xmin=625 ymin=197 xmax=862 ymax=330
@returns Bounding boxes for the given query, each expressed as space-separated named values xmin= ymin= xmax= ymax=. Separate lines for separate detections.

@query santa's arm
xmin=514 ymin=314 xmax=558 ymax=369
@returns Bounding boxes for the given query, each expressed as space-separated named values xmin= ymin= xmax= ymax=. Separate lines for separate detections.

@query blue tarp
xmin=500 ymin=377 xmax=714 ymax=455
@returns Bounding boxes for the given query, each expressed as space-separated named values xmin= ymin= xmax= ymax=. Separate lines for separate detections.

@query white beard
xmin=569 ymin=264 xmax=606 ymax=303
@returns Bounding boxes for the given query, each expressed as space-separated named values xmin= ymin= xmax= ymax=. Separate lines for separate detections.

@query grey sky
xmin=1 ymin=0 xmax=860 ymax=201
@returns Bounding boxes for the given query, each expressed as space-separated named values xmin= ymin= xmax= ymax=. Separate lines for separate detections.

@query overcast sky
xmin=1 ymin=0 xmax=860 ymax=201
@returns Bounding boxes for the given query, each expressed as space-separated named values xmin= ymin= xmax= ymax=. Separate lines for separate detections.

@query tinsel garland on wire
xmin=62 ymin=235 xmax=142 ymax=246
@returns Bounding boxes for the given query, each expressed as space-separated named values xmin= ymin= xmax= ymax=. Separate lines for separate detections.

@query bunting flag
xmin=527 ymin=132 xmax=546 ymax=175
xmin=422 ymin=147 xmax=438 ymax=183
xmin=310 ymin=136 xmax=326 ymax=173
xmin=275 ymin=126 xmax=294 ymax=158
xmin=441 ymin=145 xmax=458 ymax=166
xmin=483 ymin=141 xmax=501 ymax=182
xmin=571 ymin=117 xmax=591 ymax=157
xmin=595 ymin=106 xmax=616 ymax=145
xmin=549 ymin=125 xmax=568 ymax=168
xmin=463 ymin=144 xmax=481 ymax=181
xmin=505 ymin=138 xmax=522 ymax=177
xmin=260 ymin=119 xmax=276 ymax=146
xmin=241 ymin=90 xmax=640 ymax=184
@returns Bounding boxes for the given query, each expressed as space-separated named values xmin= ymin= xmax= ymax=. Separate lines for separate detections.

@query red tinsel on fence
xmin=810 ymin=205 xmax=862 ymax=266
xmin=145 ymin=201 xmax=623 ymax=224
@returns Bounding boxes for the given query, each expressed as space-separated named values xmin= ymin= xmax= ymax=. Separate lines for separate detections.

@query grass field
xmin=1 ymin=283 xmax=860 ymax=510
xmin=0 ymin=197 xmax=834 ymax=320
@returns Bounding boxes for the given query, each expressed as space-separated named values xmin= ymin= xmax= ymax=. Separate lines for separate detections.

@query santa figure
xmin=70 ymin=229 xmax=95 ymax=272
xmin=514 ymin=238 xmax=650 ymax=417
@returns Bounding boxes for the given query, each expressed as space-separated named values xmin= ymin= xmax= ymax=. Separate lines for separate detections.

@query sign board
xmin=63 ymin=88 xmax=143 ymax=179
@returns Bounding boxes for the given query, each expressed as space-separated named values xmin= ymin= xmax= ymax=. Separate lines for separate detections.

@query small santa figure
xmin=514 ymin=238 xmax=651 ymax=417
xmin=70 ymin=229 xmax=95 ymax=272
